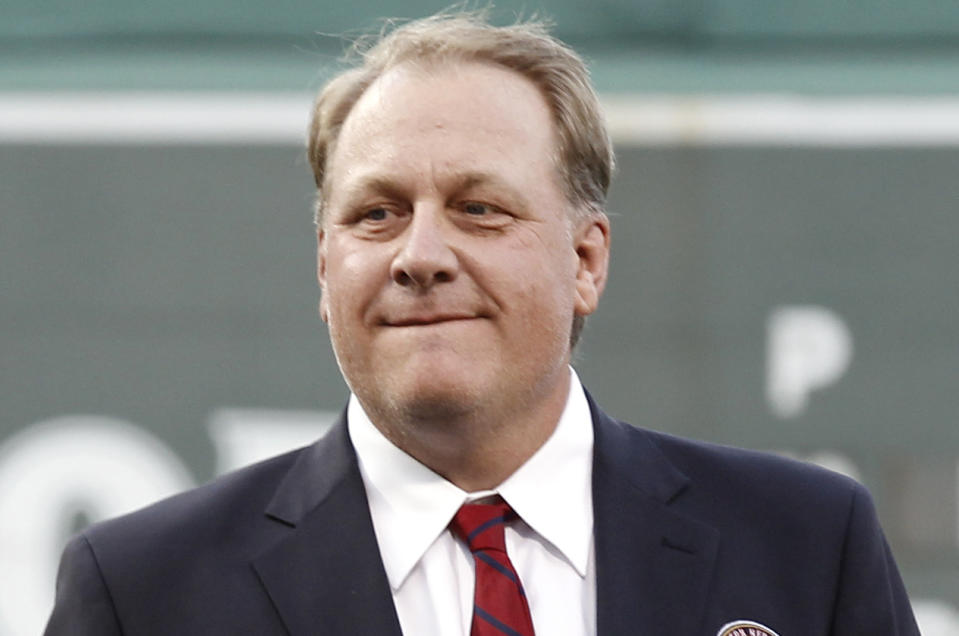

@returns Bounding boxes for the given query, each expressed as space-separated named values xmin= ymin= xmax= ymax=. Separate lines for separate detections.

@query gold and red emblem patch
xmin=717 ymin=620 xmax=780 ymax=636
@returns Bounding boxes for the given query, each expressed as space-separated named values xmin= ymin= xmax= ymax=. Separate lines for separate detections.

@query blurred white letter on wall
xmin=0 ymin=416 xmax=193 ymax=636
xmin=767 ymin=305 xmax=853 ymax=418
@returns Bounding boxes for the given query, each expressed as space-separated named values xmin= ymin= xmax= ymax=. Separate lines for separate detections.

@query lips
xmin=385 ymin=313 xmax=478 ymax=327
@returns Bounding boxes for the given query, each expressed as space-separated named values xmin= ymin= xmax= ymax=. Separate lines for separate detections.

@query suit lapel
xmin=252 ymin=417 xmax=403 ymax=636
xmin=248 ymin=395 xmax=719 ymax=635
xmin=590 ymin=398 xmax=720 ymax=636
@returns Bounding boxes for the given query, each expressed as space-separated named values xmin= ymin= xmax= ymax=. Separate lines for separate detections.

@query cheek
xmin=509 ymin=236 xmax=578 ymax=304
xmin=504 ymin=260 xmax=577 ymax=332
xmin=323 ymin=244 xmax=388 ymax=314
xmin=516 ymin=252 xmax=581 ymax=343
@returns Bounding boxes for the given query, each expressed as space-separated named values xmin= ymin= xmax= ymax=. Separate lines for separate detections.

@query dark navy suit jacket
xmin=46 ymin=396 xmax=919 ymax=635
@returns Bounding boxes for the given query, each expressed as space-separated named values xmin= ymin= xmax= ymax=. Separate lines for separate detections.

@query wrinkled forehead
xmin=349 ymin=59 xmax=557 ymax=137
xmin=323 ymin=59 xmax=568 ymax=206
xmin=334 ymin=62 xmax=558 ymax=171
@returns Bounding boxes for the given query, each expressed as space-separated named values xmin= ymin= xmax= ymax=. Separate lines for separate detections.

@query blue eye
xmin=365 ymin=208 xmax=388 ymax=221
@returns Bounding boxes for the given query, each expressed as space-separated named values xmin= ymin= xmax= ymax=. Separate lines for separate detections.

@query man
xmin=46 ymin=12 xmax=919 ymax=636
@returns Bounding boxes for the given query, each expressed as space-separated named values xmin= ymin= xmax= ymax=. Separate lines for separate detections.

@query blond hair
xmin=307 ymin=11 xmax=614 ymax=225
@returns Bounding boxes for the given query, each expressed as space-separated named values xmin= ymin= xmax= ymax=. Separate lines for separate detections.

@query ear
xmin=572 ymin=214 xmax=610 ymax=317
xmin=316 ymin=228 xmax=330 ymax=323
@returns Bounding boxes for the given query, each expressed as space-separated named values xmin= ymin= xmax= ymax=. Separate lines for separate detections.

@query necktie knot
xmin=450 ymin=500 xmax=515 ymax=553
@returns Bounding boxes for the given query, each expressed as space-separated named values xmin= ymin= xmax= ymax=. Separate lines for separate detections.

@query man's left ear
xmin=572 ymin=214 xmax=610 ymax=316
xmin=316 ymin=228 xmax=330 ymax=323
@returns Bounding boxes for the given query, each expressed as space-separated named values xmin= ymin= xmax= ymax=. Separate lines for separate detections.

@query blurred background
xmin=2 ymin=1 xmax=959 ymax=633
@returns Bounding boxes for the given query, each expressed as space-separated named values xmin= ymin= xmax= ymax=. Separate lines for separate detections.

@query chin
xmin=385 ymin=373 xmax=484 ymax=422
xmin=391 ymin=393 xmax=476 ymax=423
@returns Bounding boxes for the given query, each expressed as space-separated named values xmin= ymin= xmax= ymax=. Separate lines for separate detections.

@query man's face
xmin=317 ymin=61 xmax=608 ymax=426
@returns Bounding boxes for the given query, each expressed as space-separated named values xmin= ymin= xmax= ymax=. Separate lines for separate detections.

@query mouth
xmin=384 ymin=313 xmax=480 ymax=327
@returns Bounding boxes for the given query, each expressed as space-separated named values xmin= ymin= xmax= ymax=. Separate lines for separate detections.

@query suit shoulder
xmin=627 ymin=422 xmax=865 ymax=511
xmin=81 ymin=446 xmax=305 ymax=550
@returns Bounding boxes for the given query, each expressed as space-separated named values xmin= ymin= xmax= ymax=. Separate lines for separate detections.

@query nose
xmin=390 ymin=206 xmax=458 ymax=289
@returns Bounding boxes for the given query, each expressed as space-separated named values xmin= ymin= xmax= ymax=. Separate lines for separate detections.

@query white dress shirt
xmin=348 ymin=367 xmax=596 ymax=636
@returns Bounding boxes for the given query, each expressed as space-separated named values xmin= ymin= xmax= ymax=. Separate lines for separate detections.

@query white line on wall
xmin=2 ymin=92 xmax=959 ymax=146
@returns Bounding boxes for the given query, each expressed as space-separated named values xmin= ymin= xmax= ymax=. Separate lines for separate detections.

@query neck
xmin=364 ymin=367 xmax=571 ymax=492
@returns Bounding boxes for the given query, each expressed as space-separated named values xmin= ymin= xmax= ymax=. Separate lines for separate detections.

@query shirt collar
xmin=348 ymin=368 xmax=594 ymax=590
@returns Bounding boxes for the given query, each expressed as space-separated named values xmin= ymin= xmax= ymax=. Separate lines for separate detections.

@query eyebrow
xmin=455 ymin=172 xmax=529 ymax=207
xmin=338 ymin=175 xmax=408 ymax=203
xmin=337 ymin=170 xmax=531 ymax=209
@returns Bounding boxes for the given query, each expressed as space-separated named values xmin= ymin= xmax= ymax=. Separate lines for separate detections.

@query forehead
xmin=326 ymin=60 xmax=562 ymax=195
xmin=349 ymin=59 xmax=554 ymax=136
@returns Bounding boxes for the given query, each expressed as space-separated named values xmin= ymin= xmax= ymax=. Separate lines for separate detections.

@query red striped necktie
xmin=450 ymin=499 xmax=536 ymax=636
